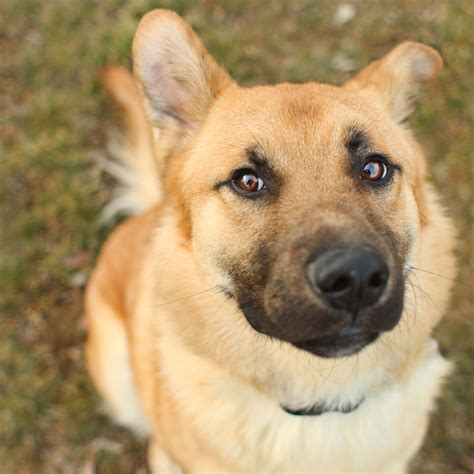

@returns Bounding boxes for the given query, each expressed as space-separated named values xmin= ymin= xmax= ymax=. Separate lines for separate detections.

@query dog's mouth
xmin=237 ymin=294 xmax=402 ymax=359
xmin=293 ymin=329 xmax=380 ymax=358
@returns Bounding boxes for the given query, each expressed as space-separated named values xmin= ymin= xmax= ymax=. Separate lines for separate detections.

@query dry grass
xmin=1 ymin=0 xmax=472 ymax=472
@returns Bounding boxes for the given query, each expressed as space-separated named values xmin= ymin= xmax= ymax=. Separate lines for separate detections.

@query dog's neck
xmin=257 ymin=349 xmax=386 ymax=420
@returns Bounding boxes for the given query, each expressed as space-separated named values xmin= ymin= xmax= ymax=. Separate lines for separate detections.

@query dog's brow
xmin=345 ymin=127 xmax=370 ymax=154
xmin=246 ymin=147 xmax=273 ymax=173
xmin=345 ymin=126 xmax=403 ymax=174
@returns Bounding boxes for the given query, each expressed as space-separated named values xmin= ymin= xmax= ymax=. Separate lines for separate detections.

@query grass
xmin=1 ymin=0 xmax=472 ymax=472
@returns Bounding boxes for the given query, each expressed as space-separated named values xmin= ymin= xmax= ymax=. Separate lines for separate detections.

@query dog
xmin=85 ymin=9 xmax=456 ymax=473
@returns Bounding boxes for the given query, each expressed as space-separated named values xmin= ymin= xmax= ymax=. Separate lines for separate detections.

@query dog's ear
xmin=344 ymin=42 xmax=442 ymax=124
xmin=133 ymin=9 xmax=234 ymax=146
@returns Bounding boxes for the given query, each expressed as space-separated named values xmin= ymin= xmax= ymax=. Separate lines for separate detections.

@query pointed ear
xmin=344 ymin=42 xmax=443 ymax=124
xmin=133 ymin=9 xmax=234 ymax=145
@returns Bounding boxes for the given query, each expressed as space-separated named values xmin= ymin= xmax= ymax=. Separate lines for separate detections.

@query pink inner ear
xmin=147 ymin=61 xmax=189 ymax=122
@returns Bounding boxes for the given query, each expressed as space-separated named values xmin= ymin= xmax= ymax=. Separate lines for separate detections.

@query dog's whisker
xmin=407 ymin=279 xmax=445 ymax=321
xmin=154 ymin=286 xmax=221 ymax=307
xmin=410 ymin=266 xmax=465 ymax=285
xmin=406 ymin=277 xmax=419 ymax=332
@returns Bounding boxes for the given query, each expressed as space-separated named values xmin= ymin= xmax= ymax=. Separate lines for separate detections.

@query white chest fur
xmin=159 ymin=337 xmax=450 ymax=473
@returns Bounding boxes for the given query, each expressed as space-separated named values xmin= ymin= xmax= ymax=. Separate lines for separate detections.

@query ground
xmin=0 ymin=0 xmax=472 ymax=472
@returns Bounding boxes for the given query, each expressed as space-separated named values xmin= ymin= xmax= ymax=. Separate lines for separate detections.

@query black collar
xmin=282 ymin=397 xmax=364 ymax=416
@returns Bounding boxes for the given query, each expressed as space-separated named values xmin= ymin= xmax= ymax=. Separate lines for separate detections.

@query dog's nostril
xmin=322 ymin=275 xmax=352 ymax=293
xmin=368 ymin=270 xmax=388 ymax=289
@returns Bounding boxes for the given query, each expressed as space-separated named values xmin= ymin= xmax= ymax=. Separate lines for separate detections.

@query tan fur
xmin=86 ymin=10 xmax=456 ymax=473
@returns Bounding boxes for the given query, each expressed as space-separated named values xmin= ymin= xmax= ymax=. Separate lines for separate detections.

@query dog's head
xmin=133 ymin=10 xmax=442 ymax=358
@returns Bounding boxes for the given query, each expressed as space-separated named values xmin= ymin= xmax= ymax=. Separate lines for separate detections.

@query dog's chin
xmin=292 ymin=330 xmax=380 ymax=358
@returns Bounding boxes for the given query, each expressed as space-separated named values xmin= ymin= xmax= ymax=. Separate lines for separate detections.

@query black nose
xmin=306 ymin=247 xmax=389 ymax=315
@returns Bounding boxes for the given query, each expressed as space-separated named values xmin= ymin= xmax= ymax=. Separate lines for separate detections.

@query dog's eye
xmin=232 ymin=169 xmax=265 ymax=193
xmin=360 ymin=158 xmax=389 ymax=182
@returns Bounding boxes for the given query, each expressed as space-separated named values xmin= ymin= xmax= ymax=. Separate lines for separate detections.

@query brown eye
xmin=232 ymin=169 xmax=265 ymax=193
xmin=360 ymin=159 xmax=388 ymax=181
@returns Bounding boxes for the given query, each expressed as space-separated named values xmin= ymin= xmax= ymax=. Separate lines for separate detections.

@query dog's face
xmin=134 ymin=10 xmax=442 ymax=358
xmin=186 ymin=86 xmax=416 ymax=358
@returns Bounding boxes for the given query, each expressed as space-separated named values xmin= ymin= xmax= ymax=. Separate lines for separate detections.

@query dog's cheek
xmin=190 ymin=200 xmax=229 ymax=280
xmin=386 ymin=183 xmax=421 ymax=270
xmin=400 ymin=187 xmax=422 ymax=271
xmin=412 ymin=163 xmax=430 ymax=229
xmin=189 ymin=198 xmax=259 ymax=290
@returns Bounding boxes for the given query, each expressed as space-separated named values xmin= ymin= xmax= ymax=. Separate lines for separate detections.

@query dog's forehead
xmin=203 ymin=83 xmax=409 ymax=167
xmin=217 ymin=83 xmax=352 ymax=124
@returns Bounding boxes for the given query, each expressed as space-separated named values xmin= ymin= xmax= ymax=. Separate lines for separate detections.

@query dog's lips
xmin=238 ymin=300 xmax=395 ymax=359
xmin=292 ymin=330 xmax=380 ymax=358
